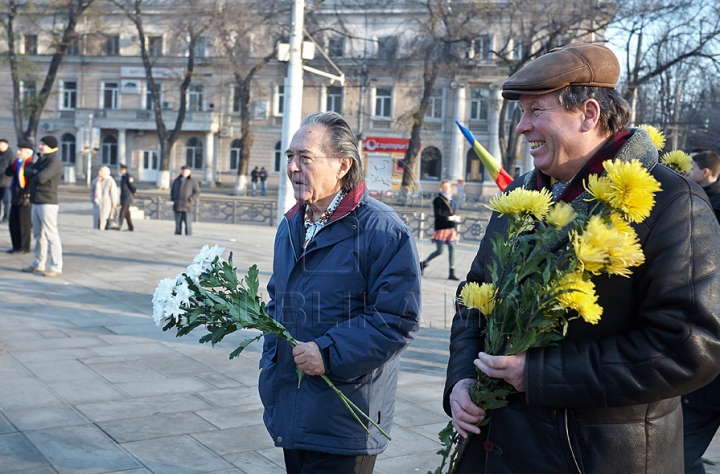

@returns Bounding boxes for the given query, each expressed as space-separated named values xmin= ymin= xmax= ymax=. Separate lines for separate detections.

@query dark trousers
xmin=283 ymin=449 xmax=376 ymax=474
xmin=174 ymin=211 xmax=193 ymax=235
xmin=9 ymin=204 xmax=32 ymax=252
xmin=683 ymin=404 xmax=720 ymax=473
xmin=119 ymin=204 xmax=134 ymax=231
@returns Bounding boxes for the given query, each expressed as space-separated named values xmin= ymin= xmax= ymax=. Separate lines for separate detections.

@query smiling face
xmin=516 ymin=92 xmax=601 ymax=181
xmin=286 ymin=124 xmax=351 ymax=214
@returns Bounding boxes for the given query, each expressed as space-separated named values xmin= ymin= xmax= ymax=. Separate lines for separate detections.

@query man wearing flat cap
xmin=444 ymin=43 xmax=720 ymax=473
xmin=22 ymin=135 xmax=63 ymax=277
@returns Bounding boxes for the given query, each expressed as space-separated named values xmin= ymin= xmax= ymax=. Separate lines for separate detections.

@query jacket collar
xmin=285 ymin=181 xmax=367 ymax=222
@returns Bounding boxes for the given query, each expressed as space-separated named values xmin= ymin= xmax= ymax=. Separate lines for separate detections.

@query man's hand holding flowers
xmin=292 ymin=341 xmax=325 ymax=376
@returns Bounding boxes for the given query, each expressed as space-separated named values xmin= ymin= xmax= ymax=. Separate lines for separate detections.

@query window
xmin=425 ymin=89 xmax=443 ymax=120
xmin=469 ymin=86 xmax=489 ymax=121
xmin=511 ymin=39 xmax=523 ymax=60
xmin=477 ymin=34 xmax=493 ymax=59
xmin=188 ymin=84 xmax=204 ymax=111
xmin=274 ymin=84 xmax=285 ymax=116
xmin=61 ymin=81 xmax=77 ymax=110
xmin=147 ymin=36 xmax=163 ymax=57
xmin=466 ymin=148 xmax=484 ymax=183
xmin=145 ymin=82 xmax=161 ymax=110
xmin=193 ymin=37 xmax=206 ymax=58
xmin=377 ymin=36 xmax=398 ymax=60
xmin=274 ymin=141 xmax=282 ymax=172
xmin=420 ymin=146 xmax=442 ymax=181
xmin=66 ymin=37 xmax=80 ymax=56
xmin=103 ymin=82 xmax=119 ymax=109
xmin=325 ymin=86 xmax=343 ymax=114
xmin=185 ymin=137 xmax=203 ymax=169
xmin=143 ymin=150 xmax=159 ymax=170
xmin=374 ymin=87 xmax=392 ymax=118
xmin=101 ymin=135 xmax=118 ymax=165
xmin=229 ymin=139 xmax=242 ymax=171
xmin=24 ymin=35 xmax=37 ymax=55
xmin=105 ymin=35 xmax=120 ymax=56
xmin=328 ymin=36 xmax=345 ymax=58
xmin=61 ymin=133 xmax=76 ymax=164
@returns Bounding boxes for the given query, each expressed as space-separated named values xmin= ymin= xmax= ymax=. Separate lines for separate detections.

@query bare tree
xmin=112 ymin=0 xmax=212 ymax=188
xmin=0 ymin=0 xmax=97 ymax=142
xmin=211 ymin=0 xmax=288 ymax=195
xmin=608 ymin=0 xmax=720 ymax=126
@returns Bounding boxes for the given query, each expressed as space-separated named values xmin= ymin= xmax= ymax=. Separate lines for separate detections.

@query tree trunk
xmin=397 ymin=54 xmax=440 ymax=205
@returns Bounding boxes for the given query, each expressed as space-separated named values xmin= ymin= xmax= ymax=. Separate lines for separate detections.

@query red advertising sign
xmin=363 ymin=136 xmax=417 ymax=153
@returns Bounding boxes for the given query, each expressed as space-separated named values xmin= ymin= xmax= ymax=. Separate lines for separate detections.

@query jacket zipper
xmin=564 ymin=409 xmax=582 ymax=474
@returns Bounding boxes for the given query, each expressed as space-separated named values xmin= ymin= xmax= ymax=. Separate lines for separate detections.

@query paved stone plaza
xmin=1 ymin=189 xmax=719 ymax=473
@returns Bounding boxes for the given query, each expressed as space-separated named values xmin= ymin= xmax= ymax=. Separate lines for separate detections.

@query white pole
xmin=276 ymin=0 xmax=305 ymax=225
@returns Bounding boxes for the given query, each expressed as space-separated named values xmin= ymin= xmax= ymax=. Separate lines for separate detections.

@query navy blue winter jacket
xmin=259 ymin=182 xmax=421 ymax=455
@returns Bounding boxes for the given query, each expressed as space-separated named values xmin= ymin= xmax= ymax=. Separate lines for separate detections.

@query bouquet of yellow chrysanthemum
xmin=639 ymin=124 xmax=693 ymax=174
xmin=431 ymin=158 xmax=662 ymax=474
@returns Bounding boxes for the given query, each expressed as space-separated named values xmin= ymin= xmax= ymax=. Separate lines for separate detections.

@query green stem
xmin=286 ymin=338 xmax=392 ymax=440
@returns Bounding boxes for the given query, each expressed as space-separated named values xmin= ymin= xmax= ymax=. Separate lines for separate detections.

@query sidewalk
xmin=2 ymin=194 xmax=719 ymax=473
xmin=0 ymin=194 xmax=472 ymax=474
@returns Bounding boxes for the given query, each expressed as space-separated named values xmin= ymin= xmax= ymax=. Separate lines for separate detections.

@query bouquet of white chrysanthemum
xmin=431 ymin=159 xmax=662 ymax=474
xmin=152 ymin=245 xmax=390 ymax=439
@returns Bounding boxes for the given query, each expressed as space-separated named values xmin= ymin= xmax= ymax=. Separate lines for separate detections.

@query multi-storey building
xmin=0 ymin=1 xmax=604 ymax=198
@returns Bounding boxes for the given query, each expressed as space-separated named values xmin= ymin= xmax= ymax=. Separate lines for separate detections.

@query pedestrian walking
xmin=21 ymin=135 xmax=63 ymax=277
xmin=118 ymin=164 xmax=137 ymax=231
xmin=90 ymin=166 xmax=119 ymax=230
xmin=419 ymin=179 xmax=461 ymax=280
xmin=170 ymin=165 xmax=200 ymax=235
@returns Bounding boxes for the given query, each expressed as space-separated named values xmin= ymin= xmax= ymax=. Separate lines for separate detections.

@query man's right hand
xmin=450 ymin=378 xmax=485 ymax=438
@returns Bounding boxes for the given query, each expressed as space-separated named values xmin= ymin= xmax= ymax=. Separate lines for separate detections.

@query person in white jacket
xmin=90 ymin=166 xmax=119 ymax=230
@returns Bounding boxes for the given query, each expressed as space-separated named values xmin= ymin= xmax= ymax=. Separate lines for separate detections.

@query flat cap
xmin=502 ymin=43 xmax=620 ymax=100
xmin=17 ymin=138 xmax=34 ymax=150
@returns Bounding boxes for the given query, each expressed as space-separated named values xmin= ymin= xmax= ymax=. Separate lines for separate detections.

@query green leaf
xmin=246 ymin=265 xmax=260 ymax=299
xmin=229 ymin=334 xmax=263 ymax=359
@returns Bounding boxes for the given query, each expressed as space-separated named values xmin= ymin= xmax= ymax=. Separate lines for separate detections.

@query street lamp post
xmin=276 ymin=0 xmax=305 ymax=225
xmin=86 ymin=113 xmax=93 ymax=188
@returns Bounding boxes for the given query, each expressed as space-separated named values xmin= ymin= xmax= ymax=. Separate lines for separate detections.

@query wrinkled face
xmin=286 ymin=124 xmax=350 ymax=212
xmin=688 ymin=160 xmax=706 ymax=184
xmin=516 ymin=92 xmax=587 ymax=181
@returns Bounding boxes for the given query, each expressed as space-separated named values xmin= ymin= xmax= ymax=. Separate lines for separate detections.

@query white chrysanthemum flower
xmin=193 ymin=244 xmax=225 ymax=267
xmin=152 ymin=277 xmax=179 ymax=326
xmin=186 ymin=263 xmax=204 ymax=283
xmin=175 ymin=277 xmax=191 ymax=307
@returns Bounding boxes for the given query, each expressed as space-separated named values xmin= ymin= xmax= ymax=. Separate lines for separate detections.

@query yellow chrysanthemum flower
xmin=605 ymin=229 xmax=645 ymax=276
xmin=572 ymin=216 xmax=612 ymax=274
xmin=586 ymin=174 xmax=615 ymax=204
xmin=488 ymin=188 xmax=552 ymax=220
xmin=554 ymin=273 xmax=603 ymax=324
xmin=545 ymin=202 xmax=576 ymax=229
xmin=639 ymin=124 xmax=666 ymax=151
xmin=602 ymin=160 xmax=662 ymax=223
xmin=661 ymin=150 xmax=693 ymax=174
xmin=609 ymin=212 xmax=633 ymax=235
xmin=459 ymin=282 xmax=496 ymax=315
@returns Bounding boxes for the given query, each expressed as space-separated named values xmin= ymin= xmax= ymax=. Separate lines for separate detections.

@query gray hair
xmin=557 ymin=86 xmax=631 ymax=135
xmin=300 ymin=111 xmax=364 ymax=192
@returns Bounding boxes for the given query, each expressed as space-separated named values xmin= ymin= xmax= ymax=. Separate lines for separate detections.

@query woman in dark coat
xmin=420 ymin=179 xmax=461 ymax=280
